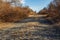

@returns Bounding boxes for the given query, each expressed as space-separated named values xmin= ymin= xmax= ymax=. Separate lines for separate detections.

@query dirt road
xmin=0 ymin=15 xmax=60 ymax=40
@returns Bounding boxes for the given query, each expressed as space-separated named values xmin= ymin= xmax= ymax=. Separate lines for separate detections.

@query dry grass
xmin=0 ymin=22 xmax=49 ymax=30
xmin=0 ymin=22 xmax=16 ymax=30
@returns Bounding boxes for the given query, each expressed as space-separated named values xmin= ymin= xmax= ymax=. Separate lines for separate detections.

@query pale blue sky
xmin=24 ymin=0 xmax=52 ymax=12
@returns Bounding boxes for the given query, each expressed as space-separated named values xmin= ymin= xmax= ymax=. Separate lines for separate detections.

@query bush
xmin=0 ymin=2 xmax=28 ymax=22
xmin=38 ymin=0 xmax=60 ymax=23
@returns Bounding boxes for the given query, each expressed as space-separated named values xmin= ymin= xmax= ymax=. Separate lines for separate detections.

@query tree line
xmin=0 ymin=0 xmax=35 ymax=22
xmin=38 ymin=0 xmax=60 ymax=23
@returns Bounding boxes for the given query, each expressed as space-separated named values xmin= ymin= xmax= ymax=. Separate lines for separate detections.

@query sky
xmin=22 ymin=0 xmax=52 ymax=12
xmin=2 ymin=0 xmax=53 ymax=12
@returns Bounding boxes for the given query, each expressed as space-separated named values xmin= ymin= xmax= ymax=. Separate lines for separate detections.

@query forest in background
xmin=38 ymin=0 xmax=60 ymax=24
xmin=0 ymin=0 xmax=60 ymax=24
xmin=0 ymin=0 xmax=36 ymax=22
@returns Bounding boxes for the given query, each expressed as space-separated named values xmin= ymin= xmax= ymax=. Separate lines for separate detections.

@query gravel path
xmin=0 ymin=23 xmax=60 ymax=40
xmin=0 ymin=16 xmax=60 ymax=40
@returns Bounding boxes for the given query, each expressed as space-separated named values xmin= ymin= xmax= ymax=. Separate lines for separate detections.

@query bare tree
xmin=2 ymin=0 xmax=22 ymax=7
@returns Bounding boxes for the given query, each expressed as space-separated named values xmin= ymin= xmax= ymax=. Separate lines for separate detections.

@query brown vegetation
xmin=38 ymin=8 xmax=48 ymax=15
xmin=38 ymin=0 xmax=60 ymax=23
xmin=0 ymin=1 xmax=35 ymax=22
